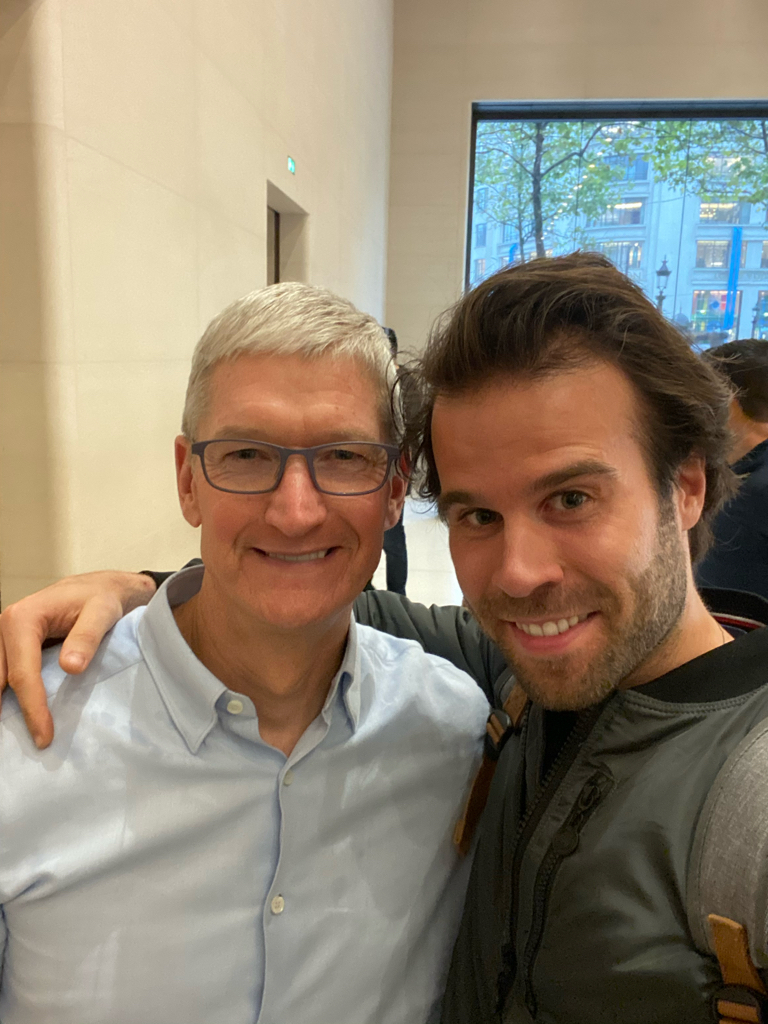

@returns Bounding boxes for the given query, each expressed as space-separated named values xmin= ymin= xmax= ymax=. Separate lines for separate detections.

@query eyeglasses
xmin=191 ymin=439 xmax=402 ymax=496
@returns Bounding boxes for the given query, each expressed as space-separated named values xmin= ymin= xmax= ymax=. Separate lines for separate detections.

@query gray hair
xmin=181 ymin=282 xmax=397 ymax=441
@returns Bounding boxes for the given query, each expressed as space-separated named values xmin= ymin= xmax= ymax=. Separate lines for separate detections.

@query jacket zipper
xmin=521 ymin=768 xmax=614 ymax=1018
xmin=496 ymin=703 xmax=606 ymax=1016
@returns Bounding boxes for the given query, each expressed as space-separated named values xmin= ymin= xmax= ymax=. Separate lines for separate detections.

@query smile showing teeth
xmin=266 ymin=550 xmax=329 ymax=563
xmin=515 ymin=613 xmax=590 ymax=637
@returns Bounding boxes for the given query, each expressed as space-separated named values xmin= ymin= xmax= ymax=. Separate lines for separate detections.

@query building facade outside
xmin=469 ymin=119 xmax=768 ymax=346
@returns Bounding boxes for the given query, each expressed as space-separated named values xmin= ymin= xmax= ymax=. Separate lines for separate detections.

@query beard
xmin=471 ymin=498 xmax=689 ymax=711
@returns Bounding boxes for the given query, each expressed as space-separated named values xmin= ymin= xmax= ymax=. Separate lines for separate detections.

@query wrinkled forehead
xmin=202 ymin=351 xmax=391 ymax=439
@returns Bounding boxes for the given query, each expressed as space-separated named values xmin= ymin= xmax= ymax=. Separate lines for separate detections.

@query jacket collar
xmin=639 ymin=587 xmax=768 ymax=704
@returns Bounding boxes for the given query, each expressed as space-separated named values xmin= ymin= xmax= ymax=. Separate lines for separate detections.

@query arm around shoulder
xmin=353 ymin=589 xmax=508 ymax=702
xmin=0 ymin=570 xmax=159 ymax=749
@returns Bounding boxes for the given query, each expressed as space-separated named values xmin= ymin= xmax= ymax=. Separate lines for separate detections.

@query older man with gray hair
xmin=0 ymin=283 xmax=490 ymax=1024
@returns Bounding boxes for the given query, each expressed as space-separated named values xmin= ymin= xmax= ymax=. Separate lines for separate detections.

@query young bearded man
xmin=0 ymin=283 xmax=492 ymax=1024
xmin=3 ymin=255 xmax=768 ymax=1022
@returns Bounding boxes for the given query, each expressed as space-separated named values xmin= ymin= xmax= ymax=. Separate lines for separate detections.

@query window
xmin=591 ymin=199 xmax=645 ymax=227
xmin=474 ymin=258 xmax=486 ymax=280
xmin=699 ymin=202 xmax=749 ymax=224
xmin=475 ymin=222 xmax=487 ymax=247
xmin=696 ymin=240 xmax=747 ymax=269
xmin=469 ymin=102 xmax=768 ymax=317
xmin=604 ymin=154 xmax=649 ymax=181
xmin=691 ymin=290 xmax=742 ymax=337
xmin=595 ymin=241 xmax=643 ymax=272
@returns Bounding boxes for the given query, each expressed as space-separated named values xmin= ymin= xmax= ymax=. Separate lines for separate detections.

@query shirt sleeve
xmin=352 ymin=590 xmax=508 ymax=703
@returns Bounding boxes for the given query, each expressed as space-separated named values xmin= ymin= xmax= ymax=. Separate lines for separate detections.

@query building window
xmin=502 ymin=223 xmax=515 ymax=243
xmin=696 ymin=240 xmax=747 ymax=269
xmin=604 ymin=154 xmax=649 ymax=181
xmin=595 ymin=241 xmax=643 ymax=272
xmin=762 ymin=241 xmax=768 ymax=269
xmin=475 ymin=187 xmax=487 ymax=211
xmin=699 ymin=202 xmax=749 ymax=224
xmin=691 ymin=290 xmax=743 ymax=337
xmin=474 ymin=258 xmax=486 ymax=280
xmin=475 ymin=222 xmax=487 ymax=247
xmin=591 ymin=199 xmax=645 ymax=227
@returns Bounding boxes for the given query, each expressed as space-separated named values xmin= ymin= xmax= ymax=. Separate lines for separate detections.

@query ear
xmin=175 ymin=435 xmax=202 ymax=528
xmin=675 ymin=454 xmax=707 ymax=532
xmin=383 ymin=462 xmax=408 ymax=531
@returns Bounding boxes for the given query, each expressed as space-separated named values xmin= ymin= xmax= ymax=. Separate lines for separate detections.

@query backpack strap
xmin=708 ymin=915 xmax=768 ymax=1023
xmin=454 ymin=681 xmax=528 ymax=856
xmin=688 ymin=719 xmax=768 ymax=1023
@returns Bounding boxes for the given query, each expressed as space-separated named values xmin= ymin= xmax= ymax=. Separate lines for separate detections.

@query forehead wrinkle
xmin=207 ymin=425 xmax=382 ymax=444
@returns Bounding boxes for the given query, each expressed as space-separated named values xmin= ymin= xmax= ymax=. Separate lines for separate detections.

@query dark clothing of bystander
xmin=383 ymin=509 xmax=408 ymax=595
xmin=696 ymin=438 xmax=768 ymax=601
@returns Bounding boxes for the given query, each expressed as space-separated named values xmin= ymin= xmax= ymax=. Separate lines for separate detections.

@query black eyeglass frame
xmin=190 ymin=439 xmax=403 ymax=496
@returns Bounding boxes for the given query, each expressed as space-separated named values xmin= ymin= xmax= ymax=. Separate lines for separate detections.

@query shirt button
xmin=271 ymin=895 xmax=285 ymax=915
xmin=283 ymin=770 xmax=294 ymax=786
xmin=226 ymin=698 xmax=244 ymax=715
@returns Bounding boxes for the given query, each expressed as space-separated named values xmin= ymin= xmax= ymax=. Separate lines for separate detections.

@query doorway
xmin=267 ymin=207 xmax=280 ymax=285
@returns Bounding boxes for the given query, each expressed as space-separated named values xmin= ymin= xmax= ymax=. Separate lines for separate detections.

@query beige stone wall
xmin=0 ymin=0 xmax=393 ymax=602
xmin=386 ymin=0 xmax=768 ymax=355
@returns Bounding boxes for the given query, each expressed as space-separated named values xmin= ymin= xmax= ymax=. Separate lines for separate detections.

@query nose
xmin=263 ymin=455 xmax=328 ymax=535
xmin=491 ymin=515 xmax=565 ymax=598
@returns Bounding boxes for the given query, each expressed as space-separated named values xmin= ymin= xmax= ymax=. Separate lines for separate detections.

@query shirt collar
xmin=136 ymin=564 xmax=362 ymax=753
xmin=323 ymin=613 xmax=362 ymax=732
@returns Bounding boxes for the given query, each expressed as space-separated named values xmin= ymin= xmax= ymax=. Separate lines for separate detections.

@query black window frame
xmin=466 ymin=99 xmax=768 ymax=289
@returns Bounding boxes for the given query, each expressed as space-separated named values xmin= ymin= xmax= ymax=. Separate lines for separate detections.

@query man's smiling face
xmin=176 ymin=352 xmax=405 ymax=633
xmin=432 ymin=360 xmax=698 ymax=710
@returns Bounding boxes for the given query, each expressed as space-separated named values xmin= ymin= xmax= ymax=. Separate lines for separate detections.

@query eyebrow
xmin=437 ymin=460 xmax=616 ymax=517
xmin=533 ymin=460 xmax=617 ymax=493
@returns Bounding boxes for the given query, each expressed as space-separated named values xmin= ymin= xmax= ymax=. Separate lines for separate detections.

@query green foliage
xmin=474 ymin=117 xmax=768 ymax=262
xmin=474 ymin=120 xmax=643 ymax=258
xmin=651 ymin=119 xmax=768 ymax=206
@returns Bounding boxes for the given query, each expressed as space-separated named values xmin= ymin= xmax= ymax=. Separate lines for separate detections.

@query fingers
xmin=1 ymin=620 xmax=53 ymax=749
xmin=58 ymin=595 xmax=123 ymax=676
xmin=0 ymin=571 xmax=153 ymax=749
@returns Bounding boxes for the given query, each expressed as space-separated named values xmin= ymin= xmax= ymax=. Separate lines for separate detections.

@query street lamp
xmin=655 ymin=257 xmax=672 ymax=314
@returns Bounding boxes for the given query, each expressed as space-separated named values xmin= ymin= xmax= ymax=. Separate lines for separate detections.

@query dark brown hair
xmin=704 ymin=339 xmax=768 ymax=422
xmin=402 ymin=252 xmax=737 ymax=562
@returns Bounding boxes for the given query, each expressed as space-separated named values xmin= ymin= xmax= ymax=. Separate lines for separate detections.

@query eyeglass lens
xmin=201 ymin=441 xmax=392 ymax=494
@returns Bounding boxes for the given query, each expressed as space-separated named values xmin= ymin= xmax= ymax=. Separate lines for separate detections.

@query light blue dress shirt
xmin=0 ymin=566 xmax=488 ymax=1024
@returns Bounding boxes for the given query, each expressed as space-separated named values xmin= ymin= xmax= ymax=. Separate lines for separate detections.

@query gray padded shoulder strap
xmin=688 ymin=718 xmax=768 ymax=968
xmin=493 ymin=668 xmax=516 ymax=709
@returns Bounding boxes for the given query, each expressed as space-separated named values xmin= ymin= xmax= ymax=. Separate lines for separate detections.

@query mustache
xmin=473 ymin=583 xmax=618 ymax=622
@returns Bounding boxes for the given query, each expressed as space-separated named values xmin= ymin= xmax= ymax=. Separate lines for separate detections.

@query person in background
xmin=696 ymin=339 xmax=768 ymax=601
xmin=382 ymin=327 xmax=408 ymax=595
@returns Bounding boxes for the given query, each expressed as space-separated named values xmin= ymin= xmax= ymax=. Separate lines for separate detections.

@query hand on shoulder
xmin=0 ymin=571 xmax=156 ymax=748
